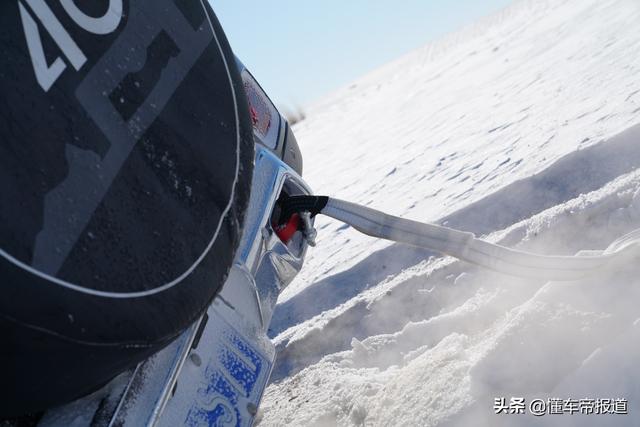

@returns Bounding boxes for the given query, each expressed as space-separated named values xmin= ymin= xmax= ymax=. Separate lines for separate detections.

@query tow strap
xmin=281 ymin=196 xmax=640 ymax=281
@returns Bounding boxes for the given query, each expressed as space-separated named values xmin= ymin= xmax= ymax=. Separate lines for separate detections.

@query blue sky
xmin=210 ymin=1 xmax=514 ymax=111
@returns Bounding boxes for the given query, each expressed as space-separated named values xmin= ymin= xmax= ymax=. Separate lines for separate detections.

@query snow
xmin=259 ymin=0 xmax=640 ymax=425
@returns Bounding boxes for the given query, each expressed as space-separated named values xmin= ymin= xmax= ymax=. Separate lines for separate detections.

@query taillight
xmin=241 ymin=69 xmax=280 ymax=149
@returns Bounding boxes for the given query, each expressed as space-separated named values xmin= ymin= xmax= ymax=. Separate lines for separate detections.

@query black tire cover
xmin=0 ymin=0 xmax=254 ymax=417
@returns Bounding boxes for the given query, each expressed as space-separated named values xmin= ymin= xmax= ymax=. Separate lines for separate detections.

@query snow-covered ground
xmin=259 ymin=0 xmax=640 ymax=425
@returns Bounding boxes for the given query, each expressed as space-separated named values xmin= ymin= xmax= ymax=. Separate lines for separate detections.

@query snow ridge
xmin=260 ymin=0 xmax=640 ymax=425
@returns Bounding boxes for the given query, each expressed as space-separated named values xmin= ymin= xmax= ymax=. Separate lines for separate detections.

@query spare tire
xmin=0 ymin=1 xmax=253 ymax=417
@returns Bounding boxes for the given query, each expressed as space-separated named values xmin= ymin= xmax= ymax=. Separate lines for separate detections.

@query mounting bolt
xmin=190 ymin=352 xmax=202 ymax=367
xmin=247 ymin=402 xmax=258 ymax=416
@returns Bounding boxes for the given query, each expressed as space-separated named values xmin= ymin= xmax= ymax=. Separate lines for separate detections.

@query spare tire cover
xmin=0 ymin=0 xmax=253 ymax=417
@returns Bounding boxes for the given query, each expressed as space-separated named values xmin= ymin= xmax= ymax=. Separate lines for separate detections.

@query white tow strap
xmin=319 ymin=198 xmax=640 ymax=281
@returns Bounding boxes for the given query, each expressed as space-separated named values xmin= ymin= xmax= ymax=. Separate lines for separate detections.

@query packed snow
xmin=258 ymin=0 xmax=640 ymax=425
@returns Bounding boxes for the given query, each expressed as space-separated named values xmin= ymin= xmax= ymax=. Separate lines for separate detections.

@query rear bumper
xmin=38 ymin=145 xmax=313 ymax=427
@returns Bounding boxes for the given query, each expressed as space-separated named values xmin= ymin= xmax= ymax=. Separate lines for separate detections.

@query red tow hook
xmin=274 ymin=213 xmax=300 ymax=243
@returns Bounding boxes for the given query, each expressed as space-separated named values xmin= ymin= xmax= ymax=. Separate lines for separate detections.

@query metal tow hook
xmin=299 ymin=211 xmax=317 ymax=247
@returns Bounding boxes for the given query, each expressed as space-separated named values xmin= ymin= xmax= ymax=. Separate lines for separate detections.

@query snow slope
xmin=260 ymin=0 xmax=640 ymax=425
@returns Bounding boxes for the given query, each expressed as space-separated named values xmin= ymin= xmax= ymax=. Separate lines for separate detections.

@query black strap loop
xmin=280 ymin=195 xmax=329 ymax=220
